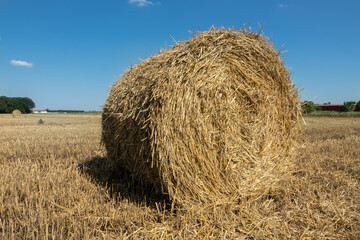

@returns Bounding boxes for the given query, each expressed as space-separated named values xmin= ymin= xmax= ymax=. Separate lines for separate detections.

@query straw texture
xmin=12 ymin=109 xmax=22 ymax=117
xmin=102 ymin=27 xmax=301 ymax=205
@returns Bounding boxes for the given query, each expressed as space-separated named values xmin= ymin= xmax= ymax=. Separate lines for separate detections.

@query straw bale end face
xmin=102 ymin=27 xmax=301 ymax=205
xmin=12 ymin=109 xmax=22 ymax=117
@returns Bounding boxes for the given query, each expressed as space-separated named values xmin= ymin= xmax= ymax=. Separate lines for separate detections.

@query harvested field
xmin=0 ymin=114 xmax=359 ymax=239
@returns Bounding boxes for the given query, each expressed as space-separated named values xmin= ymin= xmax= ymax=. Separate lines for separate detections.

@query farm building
xmin=32 ymin=110 xmax=48 ymax=114
xmin=315 ymin=104 xmax=344 ymax=111
xmin=316 ymin=104 xmax=360 ymax=111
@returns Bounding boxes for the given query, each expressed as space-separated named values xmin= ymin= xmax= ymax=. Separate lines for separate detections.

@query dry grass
xmin=1 ymin=114 xmax=359 ymax=239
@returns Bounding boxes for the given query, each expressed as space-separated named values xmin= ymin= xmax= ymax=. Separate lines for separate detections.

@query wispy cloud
xmin=278 ymin=3 xmax=289 ymax=8
xmin=129 ymin=0 xmax=154 ymax=7
xmin=10 ymin=60 xmax=34 ymax=68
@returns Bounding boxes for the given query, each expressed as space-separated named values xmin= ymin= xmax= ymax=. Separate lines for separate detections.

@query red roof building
xmin=316 ymin=104 xmax=360 ymax=112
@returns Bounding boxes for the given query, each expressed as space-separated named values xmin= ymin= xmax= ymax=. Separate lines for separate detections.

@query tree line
xmin=0 ymin=96 xmax=35 ymax=114
xmin=302 ymin=100 xmax=360 ymax=114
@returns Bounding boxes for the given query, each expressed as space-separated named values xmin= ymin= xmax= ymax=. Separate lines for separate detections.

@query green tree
xmin=301 ymin=101 xmax=318 ymax=114
xmin=0 ymin=96 xmax=36 ymax=113
xmin=10 ymin=98 xmax=26 ymax=113
xmin=0 ymin=96 xmax=9 ymax=113
xmin=340 ymin=101 xmax=356 ymax=112
xmin=18 ymin=97 xmax=35 ymax=113
xmin=21 ymin=97 xmax=35 ymax=113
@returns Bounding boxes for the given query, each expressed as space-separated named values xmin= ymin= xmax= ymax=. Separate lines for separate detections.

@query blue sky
xmin=1 ymin=0 xmax=359 ymax=110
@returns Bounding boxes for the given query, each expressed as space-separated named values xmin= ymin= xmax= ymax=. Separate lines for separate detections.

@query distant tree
xmin=10 ymin=98 xmax=26 ymax=113
xmin=357 ymin=101 xmax=360 ymax=110
xmin=340 ymin=101 xmax=356 ymax=112
xmin=0 ymin=96 xmax=9 ymax=113
xmin=301 ymin=101 xmax=319 ymax=114
xmin=21 ymin=97 xmax=35 ymax=113
xmin=0 ymin=96 xmax=35 ymax=114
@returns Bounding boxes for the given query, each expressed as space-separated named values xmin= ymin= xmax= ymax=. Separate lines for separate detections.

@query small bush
xmin=340 ymin=101 xmax=356 ymax=112
xmin=38 ymin=119 xmax=45 ymax=125
xmin=301 ymin=101 xmax=318 ymax=114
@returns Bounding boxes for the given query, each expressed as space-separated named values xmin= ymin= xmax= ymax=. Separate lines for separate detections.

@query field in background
xmin=306 ymin=111 xmax=360 ymax=117
xmin=1 ymin=114 xmax=359 ymax=239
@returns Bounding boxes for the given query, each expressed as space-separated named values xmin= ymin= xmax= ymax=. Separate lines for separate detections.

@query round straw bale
xmin=102 ymin=27 xmax=301 ymax=205
xmin=12 ymin=109 xmax=22 ymax=117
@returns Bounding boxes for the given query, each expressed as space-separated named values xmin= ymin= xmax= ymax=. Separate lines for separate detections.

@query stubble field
xmin=1 ymin=114 xmax=359 ymax=239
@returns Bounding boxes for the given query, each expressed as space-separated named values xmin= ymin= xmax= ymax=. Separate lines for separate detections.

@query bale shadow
xmin=78 ymin=156 xmax=171 ymax=209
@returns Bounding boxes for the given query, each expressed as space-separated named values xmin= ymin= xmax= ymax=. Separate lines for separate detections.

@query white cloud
xmin=278 ymin=3 xmax=289 ymax=8
xmin=10 ymin=60 xmax=34 ymax=68
xmin=129 ymin=0 xmax=154 ymax=7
